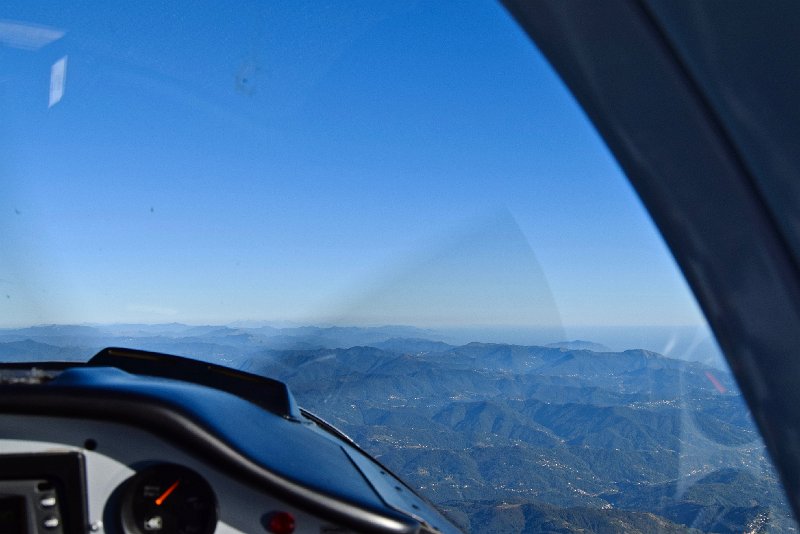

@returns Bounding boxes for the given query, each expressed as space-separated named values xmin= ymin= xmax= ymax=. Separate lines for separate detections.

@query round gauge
xmin=120 ymin=464 xmax=217 ymax=534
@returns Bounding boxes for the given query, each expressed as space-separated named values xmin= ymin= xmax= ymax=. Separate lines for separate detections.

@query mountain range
xmin=0 ymin=324 xmax=794 ymax=533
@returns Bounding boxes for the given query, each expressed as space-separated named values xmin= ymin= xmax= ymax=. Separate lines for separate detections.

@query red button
xmin=266 ymin=511 xmax=295 ymax=534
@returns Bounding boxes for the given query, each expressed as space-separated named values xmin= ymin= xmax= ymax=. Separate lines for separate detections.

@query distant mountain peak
xmin=366 ymin=338 xmax=454 ymax=355
xmin=545 ymin=340 xmax=611 ymax=352
xmin=463 ymin=341 xmax=508 ymax=348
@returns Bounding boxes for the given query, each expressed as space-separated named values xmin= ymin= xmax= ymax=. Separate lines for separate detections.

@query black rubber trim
xmin=89 ymin=347 xmax=301 ymax=420
xmin=0 ymin=386 xmax=419 ymax=534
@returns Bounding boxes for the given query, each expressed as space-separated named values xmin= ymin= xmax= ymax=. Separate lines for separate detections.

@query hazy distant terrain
xmin=0 ymin=324 xmax=794 ymax=533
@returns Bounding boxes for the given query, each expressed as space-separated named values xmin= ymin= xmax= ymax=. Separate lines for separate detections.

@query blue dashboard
xmin=0 ymin=349 xmax=460 ymax=534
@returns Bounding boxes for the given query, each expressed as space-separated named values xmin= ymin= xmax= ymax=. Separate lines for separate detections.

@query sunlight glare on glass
xmin=48 ymin=55 xmax=67 ymax=108
xmin=0 ymin=19 xmax=65 ymax=51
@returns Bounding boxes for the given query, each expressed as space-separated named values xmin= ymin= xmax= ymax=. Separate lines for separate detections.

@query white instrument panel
xmin=0 ymin=414 xmax=344 ymax=534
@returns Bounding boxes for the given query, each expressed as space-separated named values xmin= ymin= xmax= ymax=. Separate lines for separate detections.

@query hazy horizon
xmin=0 ymin=320 xmax=724 ymax=367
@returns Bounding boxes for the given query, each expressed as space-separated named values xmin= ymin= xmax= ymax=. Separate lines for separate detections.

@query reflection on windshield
xmin=1 ymin=1 xmax=797 ymax=532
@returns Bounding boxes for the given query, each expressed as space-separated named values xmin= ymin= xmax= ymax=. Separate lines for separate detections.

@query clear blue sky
xmin=0 ymin=0 xmax=706 ymax=329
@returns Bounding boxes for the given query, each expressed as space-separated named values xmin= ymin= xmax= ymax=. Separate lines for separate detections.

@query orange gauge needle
xmin=154 ymin=480 xmax=180 ymax=506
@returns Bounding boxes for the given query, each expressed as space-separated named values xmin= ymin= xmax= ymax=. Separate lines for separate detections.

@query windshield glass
xmin=2 ymin=1 xmax=796 ymax=532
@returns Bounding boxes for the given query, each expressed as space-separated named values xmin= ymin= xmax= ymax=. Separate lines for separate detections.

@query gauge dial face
xmin=121 ymin=464 xmax=217 ymax=534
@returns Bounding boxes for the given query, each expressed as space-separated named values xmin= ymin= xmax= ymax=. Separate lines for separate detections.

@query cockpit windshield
xmin=2 ymin=1 xmax=796 ymax=532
